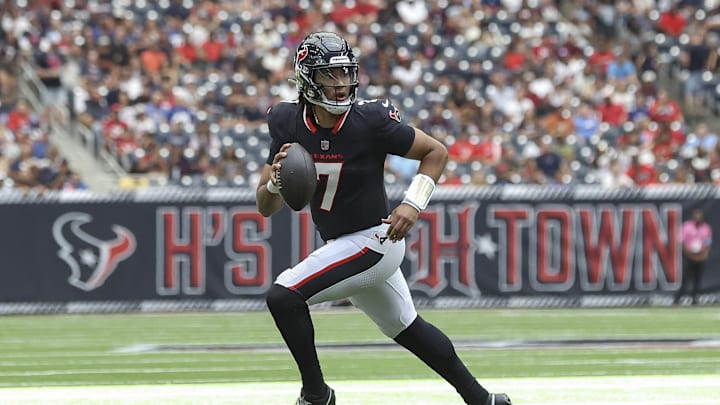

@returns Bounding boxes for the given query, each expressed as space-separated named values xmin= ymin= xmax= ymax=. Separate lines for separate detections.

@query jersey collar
xmin=303 ymin=104 xmax=351 ymax=135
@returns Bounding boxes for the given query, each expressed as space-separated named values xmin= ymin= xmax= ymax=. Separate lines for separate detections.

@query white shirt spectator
xmin=120 ymin=73 xmax=145 ymax=102
xmin=599 ymin=161 xmax=635 ymax=188
xmin=391 ymin=55 xmax=423 ymax=88
xmin=486 ymin=83 xmax=518 ymax=117
xmin=522 ymin=139 xmax=541 ymax=160
xmin=396 ymin=0 xmax=429 ymax=26
xmin=501 ymin=0 xmax=523 ymax=13
xmin=528 ymin=76 xmax=554 ymax=99
xmin=130 ymin=107 xmax=157 ymax=136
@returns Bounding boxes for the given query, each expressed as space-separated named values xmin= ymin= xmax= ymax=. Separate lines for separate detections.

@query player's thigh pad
xmin=349 ymin=268 xmax=417 ymax=338
xmin=275 ymin=223 xmax=404 ymax=304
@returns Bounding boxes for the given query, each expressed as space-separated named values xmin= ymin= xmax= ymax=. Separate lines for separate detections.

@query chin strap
xmin=402 ymin=173 xmax=436 ymax=212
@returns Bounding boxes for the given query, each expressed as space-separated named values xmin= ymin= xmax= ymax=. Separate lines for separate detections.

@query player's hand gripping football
xmin=383 ymin=203 xmax=420 ymax=242
xmin=269 ymin=143 xmax=291 ymax=190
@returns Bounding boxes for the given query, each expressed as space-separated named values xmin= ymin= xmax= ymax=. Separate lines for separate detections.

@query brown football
xmin=278 ymin=142 xmax=317 ymax=211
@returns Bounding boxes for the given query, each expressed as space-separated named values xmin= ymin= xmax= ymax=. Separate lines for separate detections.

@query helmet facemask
xmin=294 ymin=32 xmax=359 ymax=115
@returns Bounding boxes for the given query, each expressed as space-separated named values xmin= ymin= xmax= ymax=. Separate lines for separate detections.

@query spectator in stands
xmin=6 ymin=99 xmax=33 ymax=132
xmin=114 ymin=126 xmax=139 ymax=171
xmin=657 ymin=2 xmax=687 ymax=38
xmin=439 ymin=162 xmax=464 ymax=186
xmin=131 ymin=133 xmax=169 ymax=176
xmin=200 ymin=31 xmax=224 ymax=67
xmin=216 ymin=145 xmax=245 ymax=184
xmin=422 ymin=104 xmax=458 ymax=142
xmin=626 ymin=152 xmax=658 ymax=186
xmin=386 ymin=154 xmax=420 ymax=185
xmin=573 ymin=102 xmax=601 ymax=144
xmin=391 ymin=48 xmax=422 ymax=89
xmin=651 ymin=125 xmax=679 ymax=164
xmin=8 ymin=0 xmax=720 ymax=192
xmin=648 ymin=88 xmax=684 ymax=124
xmin=62 ymin=171 xmax=88 ymax=191
xmin=606 ymin=45 xmax=638 ymax=85
xmin=447 ymin=131 xmax=480 ymax=164
xmin=34 ymin=39 xmax=65 ymax=105
xmin=684 ymin=122 xmax=718 ymax=155
xmin=599 ymin=158 xmax=635 ymax=188
xmin=469 ymin=168 xmax=487 ymax=185
xmin=475 ymin=131 xmax=502 ymax=165
xmin=688 ymin=146 xmax=712 ymax=183
xmin=679 ymin=29 xmax=716 ymax=120
xmin=395 ymin=0 xmax=429 ymax=26
xmin=587 ymin=40 xmax=616 ymax=75
xmin=634 ymin=42 xmax=662 ymax=77
xmin=0 ymin=123 xmax=14 ymax=172
xmin=76 ymin=85 xmax=109 ymax=129
xmin=535 ymin=135 xmax=563 ymax=183
xmin=597 ymin=95 xmax=629 ymax=128
xmin=503 ymin=40 xmax=529 ymax=73
xmin=611 ymin=80 xmax=638 ymax=115
xmin=140 ymin=38 xmax=168 ymax=75
xmin=102 ymin=104 xmax=129 ymax=151
xmin=539 ymin=107 xmax=574 ymax=139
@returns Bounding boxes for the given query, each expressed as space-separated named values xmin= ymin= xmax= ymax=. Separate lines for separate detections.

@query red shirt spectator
xmin=6 ymin=100 xmax=32 ymax=132
xmin=103 ymin=104 xmax=129 ymax=144
xmin=597 ymin=98 xmax=628 ymax=127
xmin=176 ymin=40 xmax=197 ymax=63
xmin=648 ymin=90 xmax=684 ymax=124
xmin=532 ymin=36 xmax=555 ymax=63
xmin=475 ymin=137 xmax=501 ymax=164
xmin=626 ymin=156 xmax=658 ymax=186
xmin=330 ymin=0 xmax=378 ymax=25
xmin=652 ymin=136 xmax=675 ymax=162
xmin=588 ymin=45 xmax=616 ymax=74
xmin=504 ymin=41 xmax=527 ymax=71
xmin=114 ymin=132 xmax=138 ymax=156
xmin=140 ymin=43 xmax=168 ymax=73
xmin=504 ymin=51 xmax=526 ymax=71
xmin=646 ymin=123 xmax=685 ymax=148
xmin=658 ymin=6 xmax=686 ymax=37
xmin=201 ymin=33 xmax=223 ymax=63
xmin=448 ymin=134 xmax=480 ymax=163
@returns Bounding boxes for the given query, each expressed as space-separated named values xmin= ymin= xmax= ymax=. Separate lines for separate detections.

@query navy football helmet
xmin=294 ymin=32 xmax=359 ymax=114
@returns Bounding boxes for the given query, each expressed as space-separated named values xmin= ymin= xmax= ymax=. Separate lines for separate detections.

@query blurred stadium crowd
xmin=2 ymin=0 xmax=720 ymax=193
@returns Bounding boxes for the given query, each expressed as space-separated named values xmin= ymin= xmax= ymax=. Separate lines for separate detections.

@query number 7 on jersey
xmin=315 ymin=162 xmax=342 ymax=211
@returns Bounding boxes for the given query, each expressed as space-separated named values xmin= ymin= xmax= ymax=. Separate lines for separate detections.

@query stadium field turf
xmin=0 ymin=307 xmax=718 ymax=404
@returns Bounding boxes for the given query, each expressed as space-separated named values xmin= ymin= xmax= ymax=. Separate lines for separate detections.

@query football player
xmin=256 ymin=31 xmax=512 ymax=405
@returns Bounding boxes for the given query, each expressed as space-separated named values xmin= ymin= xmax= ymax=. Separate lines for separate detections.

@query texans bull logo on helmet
xmin=52 ymin=212 xmax=136 ymax=291
xmin=297 ymin=46 xmax=308 ymax=63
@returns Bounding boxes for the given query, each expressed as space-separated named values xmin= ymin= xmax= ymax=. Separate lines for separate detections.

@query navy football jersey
xmin=266 ymin=99 xmax=415 ymax=240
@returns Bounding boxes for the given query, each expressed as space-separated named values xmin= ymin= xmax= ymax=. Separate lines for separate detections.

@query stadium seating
xmin=2 ymin=0 xmax=720 ymax=192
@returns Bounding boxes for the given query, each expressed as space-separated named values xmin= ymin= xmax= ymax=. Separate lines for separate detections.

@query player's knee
xmin=381 ymin=312 xmax=418 ymax=339
xmin=266 ymin=284 xmax=306 ymax=315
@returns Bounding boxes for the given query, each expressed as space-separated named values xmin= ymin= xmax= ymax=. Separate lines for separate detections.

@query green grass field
xmin=0 ymin=307 xmax=718 ymax=404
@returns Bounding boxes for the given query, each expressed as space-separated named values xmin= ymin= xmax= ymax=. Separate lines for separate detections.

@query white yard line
xmin=0 ymin=375 xmax=717 ymax=405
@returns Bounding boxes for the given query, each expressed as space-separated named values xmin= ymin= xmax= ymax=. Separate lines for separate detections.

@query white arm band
xmin=402 ymin=173 xmax=436 ymax=212
xmin=266 ymin=179 xmax=281 ymax=194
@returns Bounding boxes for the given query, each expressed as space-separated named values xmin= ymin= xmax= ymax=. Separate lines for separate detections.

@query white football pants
xmin=274 ymin=223 xmax=418 ymax=338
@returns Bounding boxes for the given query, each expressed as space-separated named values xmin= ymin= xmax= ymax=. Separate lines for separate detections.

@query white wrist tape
xmin=402 ymin=173 xmax=436 ymax=211
xmin=266 ymin=179 xmax=281 ymax=194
